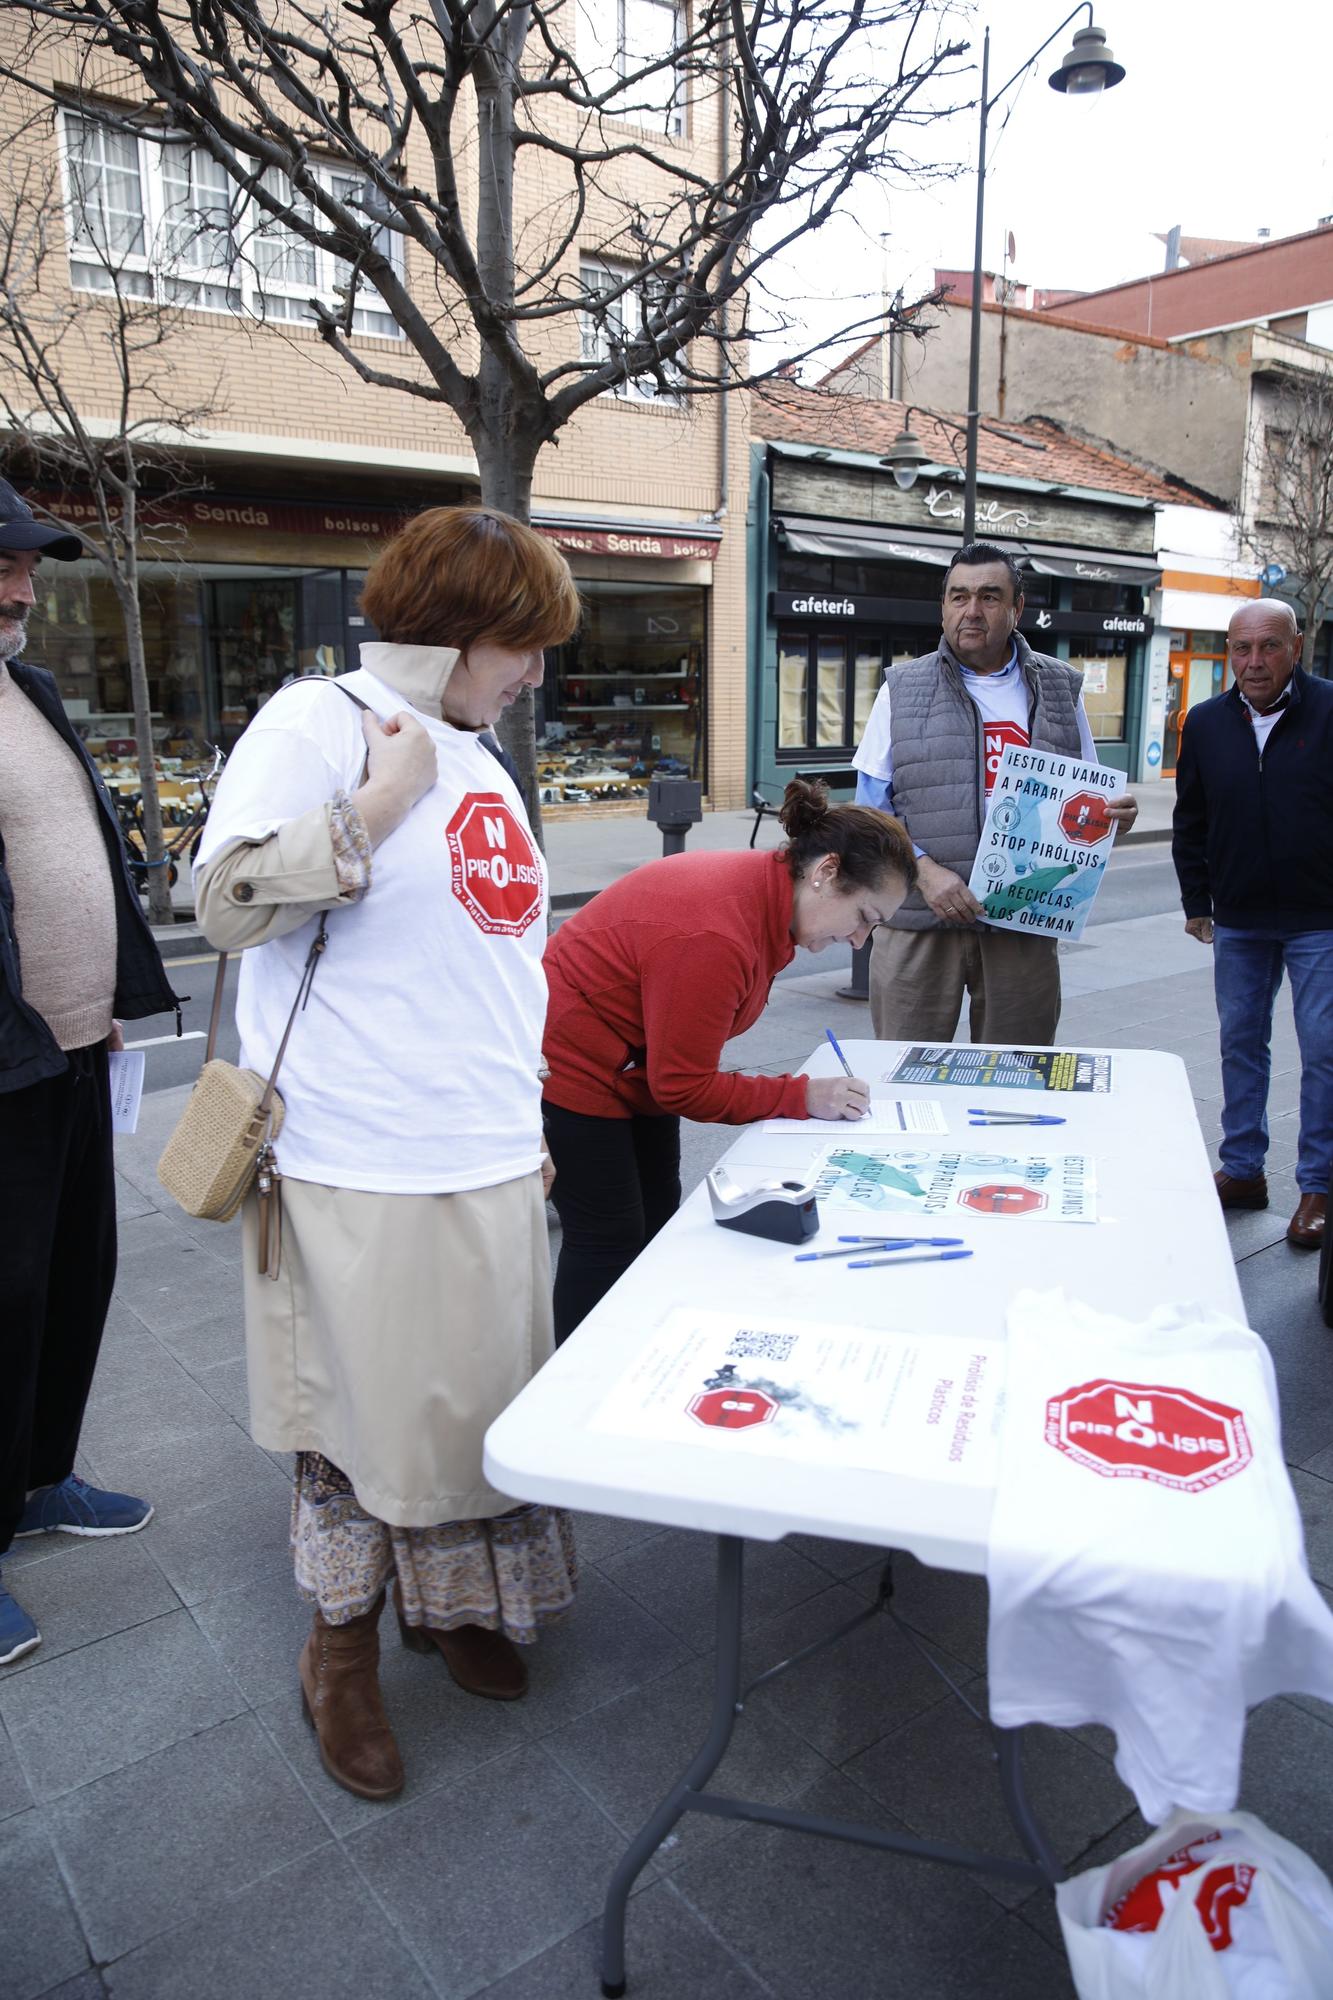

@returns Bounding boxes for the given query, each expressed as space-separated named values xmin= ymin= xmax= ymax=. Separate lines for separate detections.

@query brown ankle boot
xmin=298 ymin=1592 xmax=405 ymax=1799
xmin=394 ymin=1582 xmax=528 ymax=1700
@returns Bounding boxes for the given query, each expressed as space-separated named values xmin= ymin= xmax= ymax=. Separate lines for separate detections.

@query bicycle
xmin=114 ymin=744 xmax=225 ymax=898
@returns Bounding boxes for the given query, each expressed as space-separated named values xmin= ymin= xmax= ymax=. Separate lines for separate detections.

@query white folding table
xmin=485 ymin=1042 xmax=1244 ymax=1996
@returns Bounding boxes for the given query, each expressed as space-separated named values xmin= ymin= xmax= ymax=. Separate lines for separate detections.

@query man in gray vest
xmin=854 ymin=543 xmax=1138 ymax=1044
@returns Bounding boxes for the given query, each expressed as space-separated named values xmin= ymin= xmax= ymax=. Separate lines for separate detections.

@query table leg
xmin=599 ymin=1534 xmax=745 ymax=1998
xmin=995 ymin=1727 xmax=1062 ymax=1882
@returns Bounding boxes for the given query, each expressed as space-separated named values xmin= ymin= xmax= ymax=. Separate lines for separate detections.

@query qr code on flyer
xmin=727 ymin=1329 xmax=797 ymax=1362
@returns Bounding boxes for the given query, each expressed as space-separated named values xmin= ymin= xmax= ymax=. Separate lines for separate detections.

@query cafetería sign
xmin=772 ymin=591 xmax=1152 ymax=640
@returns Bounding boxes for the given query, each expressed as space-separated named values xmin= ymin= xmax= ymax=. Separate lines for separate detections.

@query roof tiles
xmin=753 ymin=381 xmax=1212 ymax=508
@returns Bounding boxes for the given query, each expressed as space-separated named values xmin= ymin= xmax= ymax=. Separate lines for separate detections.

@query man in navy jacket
xmin=1172 ymin=600 xmax=1333 ymax=1251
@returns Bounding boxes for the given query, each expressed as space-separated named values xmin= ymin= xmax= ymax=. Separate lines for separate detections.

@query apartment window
xmin=63 ymin=114 xmax=152 ymax=296
xmin=577 ymin=0 xmax=684 ymax=136
xmin=580 ymin=256 xmax=683 ymax=400
xmin=59 ymin=111 xmax=402 ymax=337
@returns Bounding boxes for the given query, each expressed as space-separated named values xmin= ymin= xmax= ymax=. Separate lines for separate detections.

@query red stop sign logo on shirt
xmin=1046 ymin=1378 xmax=1253 ymax=1492
xmin=984 ymin=720 xmax=1029 ymax=791
xmin=1058 ymin=790 xmax=1114 ymax=845
xmin=688 ymin=1388 xmax=778 ymax=1431
xmin=445 ymin=792 xmax=543 ymax=937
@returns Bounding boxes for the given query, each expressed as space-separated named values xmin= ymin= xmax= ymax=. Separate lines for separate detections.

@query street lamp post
xmin=961 ymin=7 xmax=1126 ymax=543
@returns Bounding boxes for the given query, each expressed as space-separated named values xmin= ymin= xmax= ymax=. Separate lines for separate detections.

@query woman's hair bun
xmin=778 ymin=776 xmax=831 ymax=838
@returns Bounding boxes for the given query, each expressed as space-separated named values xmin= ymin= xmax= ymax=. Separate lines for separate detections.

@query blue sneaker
xmin=15 ymin=1475 xmax=153 ymax=1539
xmin=0 ymin=1575 xmax=40 ymax=1666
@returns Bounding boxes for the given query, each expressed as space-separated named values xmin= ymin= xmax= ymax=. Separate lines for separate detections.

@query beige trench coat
xmin=241 ymin=1171 xmax=553 ymax=1528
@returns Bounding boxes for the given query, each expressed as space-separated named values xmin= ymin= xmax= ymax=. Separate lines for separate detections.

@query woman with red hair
xmin=195 ymin=506 xmax=580 ymax=1802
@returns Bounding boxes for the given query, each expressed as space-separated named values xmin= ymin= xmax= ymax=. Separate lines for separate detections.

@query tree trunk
xmin=473 ymin=418 xmax=545 ymax=839
xmin=1306 ymin=608 xmax=1324 ymax=681
xmin=117 ymin=563 xmax=173 ymax=927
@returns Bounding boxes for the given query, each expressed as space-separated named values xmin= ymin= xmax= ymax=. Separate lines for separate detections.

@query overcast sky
xmin=766 ymin=0 xmax=1333 ymax=372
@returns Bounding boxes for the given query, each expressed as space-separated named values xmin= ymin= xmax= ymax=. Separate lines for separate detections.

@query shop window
xmin=546 ymin=579 xmax=704 ymax=805
xmin=59 ymin=111 xmax=403 ymax=336
xmin=580 ymin=257 xmax=685 ymax=400
xmin=1068 ymin=642 xmax=1127 ymax=741
xmin=816 ymin=641 xmax=844 ymax=747
xmin=777 ymin=632 xmax=885 ymax=757
xmin=778 ymin=638 xmax=809 ymax=750
xmin=576 ymin=0 xmax=684 ymax=135
xmin=1070 ymin=581 xmax=1144 ymax=615
xmin=777 ymin=552 xmax=834 ymax=590
xmin=37 ymin=559 xmax=210 ymax=767
xmin=852 ymin=646 xmax=882 ymax=735
xmin=834 ymin=559 xmax=940 ymax=601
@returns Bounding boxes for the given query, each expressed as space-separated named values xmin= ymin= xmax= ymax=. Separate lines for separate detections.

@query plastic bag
xmin=1056 ymin=1809 xmax=1333 ymax=1999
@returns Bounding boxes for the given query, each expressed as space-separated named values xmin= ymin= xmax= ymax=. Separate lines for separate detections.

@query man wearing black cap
xmin=0 ymin=477 xmax=179 ymax=1666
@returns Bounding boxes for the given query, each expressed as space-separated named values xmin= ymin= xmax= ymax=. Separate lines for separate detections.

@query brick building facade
xmin=0 ymin=26 xmax=753 ymax=810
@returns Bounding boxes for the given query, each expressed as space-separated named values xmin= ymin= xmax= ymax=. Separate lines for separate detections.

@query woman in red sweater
xmin=542 ymin=780 xmax=917 ymax=1342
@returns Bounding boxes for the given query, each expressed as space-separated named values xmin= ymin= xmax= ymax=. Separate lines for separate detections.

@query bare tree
xmin=0 ymin=148 xmax=226 ymax=924
xmin=1243 ymin=364 xmax=1333 ymax=677
xmin=0 ymin=0 xmax=966 ymax=809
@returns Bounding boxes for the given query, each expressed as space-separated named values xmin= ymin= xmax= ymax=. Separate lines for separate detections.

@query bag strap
xmin=201 ymin=675 xmax=374 ymax=1066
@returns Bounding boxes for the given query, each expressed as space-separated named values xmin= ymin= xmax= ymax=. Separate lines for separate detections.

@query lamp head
xmin=1049 ymin=21 xmax=1125 ymax=95
xmin=882 ymin=424 xmax=930 ymax=492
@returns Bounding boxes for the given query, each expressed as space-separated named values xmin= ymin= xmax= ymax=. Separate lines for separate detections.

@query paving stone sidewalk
xmin=4 ymin=895 xmax=1331 ymax=2000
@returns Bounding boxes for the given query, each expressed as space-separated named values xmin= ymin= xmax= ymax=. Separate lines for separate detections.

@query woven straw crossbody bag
xmin=156 ymin=922 xmax=325 ymax=1273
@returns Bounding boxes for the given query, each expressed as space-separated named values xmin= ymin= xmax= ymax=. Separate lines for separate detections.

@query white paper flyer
xmin=967 ymin=745 xmax=1120 ymax=941
xmin=761 ymin=1098 xmax=949 ymax=1138
xmin=589 ymin=1307 xmax=1005 ymax=1484
xmin=807 ymin=1142 xmax=1097 ymax=1224
xmin=108 ymin=1049 xmax=146 ymax=1134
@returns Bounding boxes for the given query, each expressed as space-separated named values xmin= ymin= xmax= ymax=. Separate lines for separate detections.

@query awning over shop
xmin=1021 ymin=548 xmax=1162 ymax=586
xmin=774 ymin=514 xmax=1162 ymax=588
xmin=774 ymin=516 xmax=952 ymax=566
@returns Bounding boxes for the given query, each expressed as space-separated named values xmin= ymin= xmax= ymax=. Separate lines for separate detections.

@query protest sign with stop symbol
xmin=1046 ymin=1377 xmax=1252 ymax=1492
xmin=445 ymin=792 xmax=544 ymax=937
xmin=1058 ymin=791 xmax=1114 ymax=845
xmin=688 ymin=1388 xmax=778 ymax=1431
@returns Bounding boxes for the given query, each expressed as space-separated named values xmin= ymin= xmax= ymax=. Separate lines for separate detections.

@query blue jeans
xmin=1213 ymin=925 xmax=1333 ymax=1194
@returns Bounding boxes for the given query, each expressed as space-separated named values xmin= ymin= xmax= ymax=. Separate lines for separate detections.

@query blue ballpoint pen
xmin=848 ymin=1249 xmax=974 ymax=1270
xmin=794 ymin=1239 xmax=914 ymax=1262
xmin=836 ymin=1234 xmax=965 ymax=1246
xmin=825 ymin=1027 xmax=870 ymax=1112
xmin=825 ymin=1028 xmax=854 ymax=1077
xmin=967 ymin=1110 xmax=1066 ymax=1126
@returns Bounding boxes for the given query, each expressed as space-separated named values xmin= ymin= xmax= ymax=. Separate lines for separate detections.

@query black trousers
xmin=0 ymin=1045 xmax=117 ymax=1554
xmin=543 ymin=1101 xmax=681 ymax=1346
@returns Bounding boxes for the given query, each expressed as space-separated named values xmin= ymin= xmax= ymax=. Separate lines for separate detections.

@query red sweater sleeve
xmin=638 ymin=932 xmax=809 ymax=1123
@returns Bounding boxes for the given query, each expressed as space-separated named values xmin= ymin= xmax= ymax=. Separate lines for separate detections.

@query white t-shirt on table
xmin=987 ymin=1291 xmax=1333 ymax=1826
xmin=195 ymin=665 xmax=548 ymax=1195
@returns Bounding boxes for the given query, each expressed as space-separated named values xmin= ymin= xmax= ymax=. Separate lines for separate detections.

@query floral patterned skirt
xmin=292 ymin=1452 xmax=578 ymax=1643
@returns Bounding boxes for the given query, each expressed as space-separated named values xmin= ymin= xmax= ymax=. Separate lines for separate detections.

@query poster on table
xmin=888 ymin=1045 xmax=1114 ymax=1094
xmin=966 ymin=745 xmax=1121 ymax=941
xmin=589 ymin=1307 xmax=1005 ymax=1484
xmin=806 ymin=1142 xmax=1098 ymax=1224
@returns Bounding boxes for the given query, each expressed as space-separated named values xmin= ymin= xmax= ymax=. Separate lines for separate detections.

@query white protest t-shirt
xmin=987 ymin=1290 xmax=1333 ymax=1826
xmin=854 ymin=648 xmax=1098 ymax=805
xmin=194 ymin=667 xmax=547 ymax=1194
